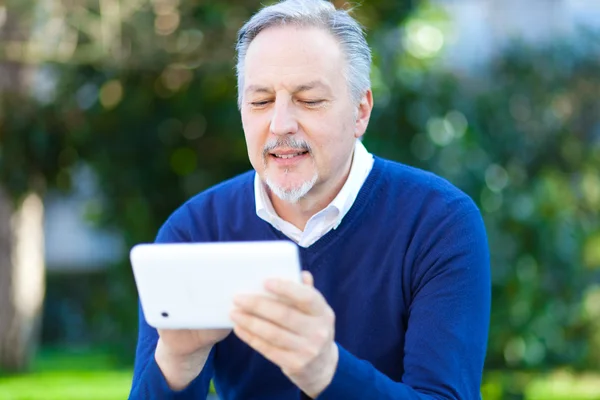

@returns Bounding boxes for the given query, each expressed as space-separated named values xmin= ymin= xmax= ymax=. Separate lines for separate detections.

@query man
xmin=128 ymin=0 xmax=491 ymax=399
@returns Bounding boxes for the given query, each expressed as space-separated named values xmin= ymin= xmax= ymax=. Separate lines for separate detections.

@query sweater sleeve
xmin=128 ymin=220 xmax=215 ymax=400
xmin=317 ymin=203 xmax=491 ymax=400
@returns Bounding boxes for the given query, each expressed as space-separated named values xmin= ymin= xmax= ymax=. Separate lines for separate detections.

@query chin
xmin=265 ymin=173 xmax=318 ymax=204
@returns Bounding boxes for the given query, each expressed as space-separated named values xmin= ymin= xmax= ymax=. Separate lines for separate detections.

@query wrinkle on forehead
xmin=243 ymin=25 xmax=345 ymax=95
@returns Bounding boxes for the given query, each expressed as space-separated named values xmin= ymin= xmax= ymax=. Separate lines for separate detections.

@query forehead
xmin=243 ymin=25 xmax=345 ymax=92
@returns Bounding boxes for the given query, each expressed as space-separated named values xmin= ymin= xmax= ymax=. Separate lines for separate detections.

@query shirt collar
xmin=328 ymin=139 xmax=371 ymax=225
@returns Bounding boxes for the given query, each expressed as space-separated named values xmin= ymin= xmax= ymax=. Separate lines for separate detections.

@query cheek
xmin=245 ymin=134 xmax=265 ymax=169
xmin=244 ymin=128 xmax=275 ymax=175
xmin=242 ymin=115 xmax=265 ymax=153
xmin=314 ymin=124 xmax=354 ymax=169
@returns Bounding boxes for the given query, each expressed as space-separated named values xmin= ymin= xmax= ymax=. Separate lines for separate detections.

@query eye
xmin=249 ymin=100 xmax=271 ymax=108
xmin=301 ymin=100 xmax=324 ymax=108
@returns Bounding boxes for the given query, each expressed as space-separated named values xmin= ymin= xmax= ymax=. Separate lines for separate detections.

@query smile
xmin=272 ymin=151 xmax=308 ymax=159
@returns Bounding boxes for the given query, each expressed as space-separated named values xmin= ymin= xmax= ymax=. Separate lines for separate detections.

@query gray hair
xmin=235 ymin=0 xmax=372 ymax=109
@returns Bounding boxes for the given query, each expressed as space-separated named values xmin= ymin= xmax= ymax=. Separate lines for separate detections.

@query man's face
xmin=240 ymin=25 xmax=364 ymax=203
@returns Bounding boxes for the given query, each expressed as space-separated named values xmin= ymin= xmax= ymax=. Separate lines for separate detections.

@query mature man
xmin=129 ymin=0 xmax=490 ymax=399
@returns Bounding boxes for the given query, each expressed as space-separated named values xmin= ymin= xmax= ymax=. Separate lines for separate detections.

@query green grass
xmin=0 ymin=370 xmax=133 ymax=400
xmin=483 ymin=370 xmax=600 ymax=400
xmin=526 ymin=375 xmax=600 ymax=400
xmin=0 ymin=348 xmax=132 ymax=400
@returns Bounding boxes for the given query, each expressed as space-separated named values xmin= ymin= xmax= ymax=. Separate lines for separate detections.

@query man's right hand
xmin=155 ymin=328 xmax=231 ymax=390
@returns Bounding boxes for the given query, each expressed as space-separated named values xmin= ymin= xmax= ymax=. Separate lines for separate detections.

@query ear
xmin=354 ymin=89 xmax=374 ymax=139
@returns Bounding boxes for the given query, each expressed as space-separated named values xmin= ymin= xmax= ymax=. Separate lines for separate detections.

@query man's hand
xmin=155 ymin=328 xmax=231 ymax=390
xmin=157 ymin=328 xmax=231 ymax=359
xmin=230 ymin=271 xmax=338 ymax=398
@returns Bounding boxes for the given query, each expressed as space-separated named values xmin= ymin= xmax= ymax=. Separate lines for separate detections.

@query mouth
xmin=270 ymin=151 xmax=309 ymax=159
xmin=266 ymin=149 xmax=310 ymax=166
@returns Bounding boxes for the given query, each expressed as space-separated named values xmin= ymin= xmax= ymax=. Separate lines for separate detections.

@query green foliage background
xmin=1 ymin=0 xmax=599 ymax=380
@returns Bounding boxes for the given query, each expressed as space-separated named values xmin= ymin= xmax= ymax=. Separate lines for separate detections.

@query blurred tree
xmin=0 ymin=3 xmax=60 ymax=372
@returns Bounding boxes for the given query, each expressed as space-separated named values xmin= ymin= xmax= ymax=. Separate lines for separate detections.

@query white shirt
xmin=254 ymin=139 xmax=374 ymax=247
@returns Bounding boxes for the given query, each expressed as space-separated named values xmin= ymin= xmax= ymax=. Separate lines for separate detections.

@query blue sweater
xmin=129 ymin=157 xmax=490 ymax=400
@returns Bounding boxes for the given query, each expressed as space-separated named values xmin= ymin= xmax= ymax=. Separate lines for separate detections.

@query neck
xmin=268 ymin=153 xmax=354 ymax=231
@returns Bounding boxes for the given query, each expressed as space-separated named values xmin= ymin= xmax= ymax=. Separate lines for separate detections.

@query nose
xmin=269 ymin=97 xmax=298 ymax=136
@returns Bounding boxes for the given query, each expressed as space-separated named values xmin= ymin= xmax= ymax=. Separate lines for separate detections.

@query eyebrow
xmin=245 ymin=80 xmax=330 ymax=96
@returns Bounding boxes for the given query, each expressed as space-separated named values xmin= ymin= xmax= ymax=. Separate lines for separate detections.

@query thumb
xmin=302 ymin=271 xmax=314 ymax=287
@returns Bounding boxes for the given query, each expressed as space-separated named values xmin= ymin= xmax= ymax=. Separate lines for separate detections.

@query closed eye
xmin=249 ymin=100 xmax=271 ymax=108
xmin=301 ymin=100 xmax=325 ymax=107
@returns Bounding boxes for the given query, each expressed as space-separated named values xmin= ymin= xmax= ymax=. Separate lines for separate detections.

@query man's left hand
xmin=230 ymin=271 xmax=338 ymax=398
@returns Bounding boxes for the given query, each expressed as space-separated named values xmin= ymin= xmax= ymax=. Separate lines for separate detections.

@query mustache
xmin=262 ymin=137 xmax=312 ymax=157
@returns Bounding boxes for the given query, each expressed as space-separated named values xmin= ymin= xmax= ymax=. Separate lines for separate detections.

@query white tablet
xmin=130 ymin=240 xmax=302 ymax=330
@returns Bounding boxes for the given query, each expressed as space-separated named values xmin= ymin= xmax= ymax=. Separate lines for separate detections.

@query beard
xmin=265 ymin=171 xmax=318 ymax=204
xmin=262 ymin=136 xmax=318 ymax=204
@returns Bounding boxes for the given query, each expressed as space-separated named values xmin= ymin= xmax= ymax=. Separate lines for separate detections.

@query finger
xmin=233 ymin=294 xmax=310 ymax=334
xmin=264 ymin=279 xmax=325 ymax=315
xmin=302 ymin=271 xmax=314 ymax=287
xmin=230 ymin=309 xmax=304 ymax=351
xmin=233 ymin=324 xmax=302 ymax=372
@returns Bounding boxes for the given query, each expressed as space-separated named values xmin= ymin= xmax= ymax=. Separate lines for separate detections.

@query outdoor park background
xmin=1 ymin=0 xmax=599 ymax=399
